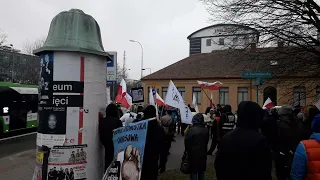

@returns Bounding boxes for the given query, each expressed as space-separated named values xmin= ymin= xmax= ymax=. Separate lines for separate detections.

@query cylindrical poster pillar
xmin=33 ymin=9 xmax=112 ymax=180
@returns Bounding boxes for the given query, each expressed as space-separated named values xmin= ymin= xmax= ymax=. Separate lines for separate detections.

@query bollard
xmin=33 ymin=9 xmax=111 ymax=180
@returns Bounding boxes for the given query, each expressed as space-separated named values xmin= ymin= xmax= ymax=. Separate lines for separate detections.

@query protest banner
xmin=47 ymin=145 xmax=87 ymax=180
xmin=102 ymin=120 xmax=149 ymax=180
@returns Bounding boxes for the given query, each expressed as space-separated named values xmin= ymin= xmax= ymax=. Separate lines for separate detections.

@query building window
xmin=232 ymin=37 xmax=238 ymax=45
xmin=206 ymin=39 xmax=211 ymax=46
xmin=192 ymin=87 xmax=201 ymax=105
xmin=293 ymin=86 xmax=306 ymax=107
xmin=316 ymin=86 xmax=320 ymax=101
xmin=177 ymin=87 xmax=186 ymax=100
xmin=219 ymin=87 xmax=229 ymax=105
xmin=218 ymin=38 xmax=225 ymax=45
xmin=244 ymin=35 xmax=249 ymax=44
xmin=162 ymin=87 xmax=168 ymax=99
xmin=238 ymin=87 xmax=248 ymax=104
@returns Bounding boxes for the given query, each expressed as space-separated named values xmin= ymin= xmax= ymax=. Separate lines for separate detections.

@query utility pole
xmin=123 ymin=51 xmax=126 ymax=80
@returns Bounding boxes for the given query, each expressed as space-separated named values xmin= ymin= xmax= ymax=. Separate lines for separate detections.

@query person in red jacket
xmin=291 ymin=113 xmax=320 ymax=180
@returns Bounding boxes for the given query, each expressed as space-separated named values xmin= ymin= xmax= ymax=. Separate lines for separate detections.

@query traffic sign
xmin=242 ymin=71 xmax=272 ymax=79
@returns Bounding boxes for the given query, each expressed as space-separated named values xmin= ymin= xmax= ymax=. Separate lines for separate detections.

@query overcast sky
xmin=0 ymin=0 xmax=209 ymax=80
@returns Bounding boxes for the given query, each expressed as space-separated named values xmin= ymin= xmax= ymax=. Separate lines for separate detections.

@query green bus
xmin=0 ymin=82 xmax=38 ymax=134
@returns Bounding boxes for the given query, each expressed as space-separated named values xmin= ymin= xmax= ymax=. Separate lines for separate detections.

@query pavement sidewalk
xmin=0 ymin=149 xmax=35 ymax=180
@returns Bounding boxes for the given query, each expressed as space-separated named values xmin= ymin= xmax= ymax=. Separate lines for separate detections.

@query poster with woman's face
xmin=38 ymin=107 xmax=66 ymax=134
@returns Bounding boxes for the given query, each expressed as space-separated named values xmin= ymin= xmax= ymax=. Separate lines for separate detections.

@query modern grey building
xmin=187 ymin=24 xmax=259 ymax=55
xmin=0 ymin=49 xmax=40 ymax=84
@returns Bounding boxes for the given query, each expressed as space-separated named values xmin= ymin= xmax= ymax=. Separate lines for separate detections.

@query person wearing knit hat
xmin=291 ymin=114 xmax=320 ymax=180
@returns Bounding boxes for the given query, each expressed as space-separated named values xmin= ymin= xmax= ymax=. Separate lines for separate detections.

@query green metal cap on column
xmin=34 ymin=9 xmax=111 ymax=59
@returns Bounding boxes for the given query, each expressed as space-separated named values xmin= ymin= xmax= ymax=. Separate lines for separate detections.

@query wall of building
xmin=200 ymin=34 xmax=257 ymax=53
xmin=189 ymin=24 xmax=259 ymax=55
xmin=142 ymin=78 xmax=320 ymax=113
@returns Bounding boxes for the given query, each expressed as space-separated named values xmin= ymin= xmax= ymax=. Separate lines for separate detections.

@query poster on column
xmin=102 ymin=120 xmax=149 ymax=180
xmin=47 ymin=145 xmax=87 ymax=180
xmin=32 ymin=151 xmax=44 ymax=180
xmin=37 ymin=52 xmax=85 ymax=147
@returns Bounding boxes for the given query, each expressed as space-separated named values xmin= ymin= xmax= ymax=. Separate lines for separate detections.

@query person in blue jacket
xmin=291 ymin=113 xmax=320 ymax=180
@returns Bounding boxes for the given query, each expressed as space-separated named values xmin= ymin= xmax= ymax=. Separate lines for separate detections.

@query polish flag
xmin=155 ymin=92 xmax=165 ymax=106
xmin=263 ymin=97 xmax=275 ymax=109
xmin=115 ymin=79 xmax=127 ymax=102
xmin=197 ymin=80 xmax=222 ymax=90
xmin=122 ymin=93 xmax=132 ymax=109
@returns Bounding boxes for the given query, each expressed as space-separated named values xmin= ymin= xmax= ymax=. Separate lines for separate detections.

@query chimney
xmin=250 ymin=43 xmax=256 ymax=52
xmin=277 ymin=41 xmax=284 ymax=48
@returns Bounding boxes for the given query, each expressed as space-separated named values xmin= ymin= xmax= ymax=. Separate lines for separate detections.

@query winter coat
xmin=291 ymin=114 xmax=320 ymax=180
xmin=215 ymin=101 xmax=272 ymax=180
xmin=260 ymin=109 xmax=278 ymax=151
xmin=275 ymin=106 xmax=300 ymax=154
xmin=98 ymin=116 xmax=122 ymax=170
xmin=139 ymin=105 xmax=166 ymax=180
xmin=140 ymin=119 xmax=166 ymax=180
xmin=184 ymin=113 xmax=209 ymax=173
xmin=98 ymin=104 xmax=123 ymax=171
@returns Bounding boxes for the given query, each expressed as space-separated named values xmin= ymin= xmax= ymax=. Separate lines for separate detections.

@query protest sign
xmin=102 ymin=120 xmax=149 ymax=180
xmin=47 ymin=145 xmax=87 ymax=180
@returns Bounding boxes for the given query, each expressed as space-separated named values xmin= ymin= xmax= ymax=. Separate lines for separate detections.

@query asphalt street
xmin=0 ymin=132 xmax=37 ymax=159
xmin=0 ymin=133 xmax=215 ymax=180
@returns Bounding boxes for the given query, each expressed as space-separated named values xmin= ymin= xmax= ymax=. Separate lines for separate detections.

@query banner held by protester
xmin=102 ymin=120 xmax=149 ymax=180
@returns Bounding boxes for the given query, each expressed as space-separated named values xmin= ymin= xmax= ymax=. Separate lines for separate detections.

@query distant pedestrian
xmin=215 ymin=101 xmax=272 ymax=180
xmin=185 ymin=113 xmax=209 ymax=180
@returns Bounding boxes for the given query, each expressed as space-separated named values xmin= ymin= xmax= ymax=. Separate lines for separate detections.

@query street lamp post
xmin=129 ymin=40 xmax=143 ymax=79
xmin=142 ymin=68 xmax=151 ymax=75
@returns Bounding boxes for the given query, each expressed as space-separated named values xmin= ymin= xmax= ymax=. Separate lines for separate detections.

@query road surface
xmin=0 ymin=133 xmax=215 ymax=180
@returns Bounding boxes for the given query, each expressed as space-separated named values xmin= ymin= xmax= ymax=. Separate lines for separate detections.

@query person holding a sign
xmin=136 ymin=105 xmax=166 ymax=180
xmin=99 ymin=103 xmax=123 ymax=171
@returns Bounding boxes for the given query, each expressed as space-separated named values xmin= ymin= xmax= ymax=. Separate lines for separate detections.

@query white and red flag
xmin=263 ymin=97 xmax=275 ymax=109
xmin=156 ymin=92 xmax=165 ymax=106
xmin=115 ymin=79 xmax=132 ymax=109
xmin=197 ymin=80 xmax=222 ymax=90
xmin=115 ymin=78 xmax=127 ymax=102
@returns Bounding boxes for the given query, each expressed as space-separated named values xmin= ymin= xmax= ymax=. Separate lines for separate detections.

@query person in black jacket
xmin=260 ymin=109 xmax=278 ymax=151
xmin=98 ymin=103 xmax=123 ymax=171
xmin=219 ymin=104 xmax=236 ymax=138
xmin=185 ymin=113 xmax=209 ymax=180
xmin=274 ymin=106 xmax=300 ymax=180
xmin=215 ymin=101 xmax=272 ymax=180
xmin=135 ymin=105 xmax=166 ymax=180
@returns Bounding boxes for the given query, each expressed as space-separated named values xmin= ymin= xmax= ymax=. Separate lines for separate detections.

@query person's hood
xmin=105 ymin=103 xmax=119 ymax=118
xmin=237 ymin=101 xmax=264 ymax=130
xmin=143 ymin=105 xmax=157 ymax=119
xmin=223 ymin=105 xmax=232 ymax=113
xmin=278 ymin=106 xmax=293 ymax=116
xmin=310 ymin=133 xmax=320 ymax=142
xmin=311 ymin=114 xmax=320 ymax=134
xmin=192 ymin=113 xmax=204 ymax=125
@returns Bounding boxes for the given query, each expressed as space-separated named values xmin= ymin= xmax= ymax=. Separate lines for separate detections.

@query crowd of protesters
xmin=98 ymin=101 xmax=320 ymax=180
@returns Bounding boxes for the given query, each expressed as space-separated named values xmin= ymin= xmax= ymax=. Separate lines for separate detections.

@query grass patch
xmin=159 ymin=163 xmax=277 ymax=180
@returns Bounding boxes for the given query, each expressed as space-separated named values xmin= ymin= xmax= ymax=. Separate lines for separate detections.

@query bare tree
xmin=116 ymin=63 xmax=129 ymax=82
xmin=0 ymin=29 xmax=7 ymax=46
xmin=200 ymin=0 xmax=320 ymax=102
xmin=22 ymin=37 xmax=46 ymax=55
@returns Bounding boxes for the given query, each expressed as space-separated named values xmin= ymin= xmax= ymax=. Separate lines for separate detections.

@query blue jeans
xmin=190 ymin=172 xmax=204 ymax=180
